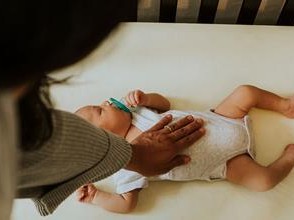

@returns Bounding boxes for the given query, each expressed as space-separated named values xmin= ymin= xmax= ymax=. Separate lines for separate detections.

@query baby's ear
xmin=74 ymin=108 xmax=83 ymax=115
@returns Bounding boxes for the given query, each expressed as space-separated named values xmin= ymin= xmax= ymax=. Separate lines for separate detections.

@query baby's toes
xmin=282 ymin=97 xmax=294 ymax=118
xmin=284 ymin=144 xmax=294 ymax=164
xmin=285 ymin=144 xmax=294 ymax=152
xmin=287 ymin=110 xmax=294 ymax=118
xmin=288 ymin=97 xmax=294 ymax=117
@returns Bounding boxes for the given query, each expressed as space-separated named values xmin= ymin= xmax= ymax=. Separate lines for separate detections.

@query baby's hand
xmin=125 ymin=90 xmax=147 ymax=107
xmin=76 ymin=184 xmax=98 ymax=203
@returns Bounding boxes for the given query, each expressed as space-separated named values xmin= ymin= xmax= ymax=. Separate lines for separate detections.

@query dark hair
xmin=18 ymin=77 xmax=52 ymax=150
xmin=1 ymin=0 xmax=132 ymax=89
xmin=0 ymin=0 xmax=133 ymax=150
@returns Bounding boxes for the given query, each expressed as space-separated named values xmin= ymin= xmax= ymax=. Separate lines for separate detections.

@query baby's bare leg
xmin=214 ymin=85 xmax=291 ymax=119
xmin=227 ymin=144 xmax=294 ymax=191
xmin=215 ymin=85 xmax=294 ymax=190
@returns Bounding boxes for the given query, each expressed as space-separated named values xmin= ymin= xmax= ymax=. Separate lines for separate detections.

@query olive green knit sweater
xmin=17 ymin=110 xmax=132 ymax=216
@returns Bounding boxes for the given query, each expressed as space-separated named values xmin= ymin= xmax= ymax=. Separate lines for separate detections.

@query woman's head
xmin=0 ymin=0 xmax=133 ymax=90
xmin=0 ymin=0 xmax=135 ymax=150
xmin=76 ymin=101 xmax=132 ymax=138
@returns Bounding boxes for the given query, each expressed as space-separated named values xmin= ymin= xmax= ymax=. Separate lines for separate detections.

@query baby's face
xmin=76 ymin=100 xmax=132 ymax=137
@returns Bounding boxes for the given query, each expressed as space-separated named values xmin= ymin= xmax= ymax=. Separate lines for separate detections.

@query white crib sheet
xmin=13 ymin=23 xmax=294 ymax=220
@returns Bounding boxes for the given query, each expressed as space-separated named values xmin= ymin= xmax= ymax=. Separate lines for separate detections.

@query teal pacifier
xmin=109 ymin=98 xmax=133 ymax=113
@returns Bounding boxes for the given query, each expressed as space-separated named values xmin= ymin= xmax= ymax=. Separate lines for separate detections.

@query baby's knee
xmin=120 ymin=202 xmax=137 ymax=213
xmin=250 ymin=174 xmax=276 ymax=192
xmin=234 ymin=85 xmax=256 ymax=99
xmin=232 ymin=85 xmax=258 ymax=108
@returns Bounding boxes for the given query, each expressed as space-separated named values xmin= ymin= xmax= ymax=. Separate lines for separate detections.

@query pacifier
xmin=109 ymin=98 xmax=136 ymax=113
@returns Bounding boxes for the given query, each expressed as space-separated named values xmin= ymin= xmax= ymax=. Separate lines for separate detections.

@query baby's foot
xmin=283 ymin=96 xmax=294 ymax=118
xmin=76 ymin=184 xmax=98 ymax=203
xmin=282 ymin=144 xmax=294 ymax=166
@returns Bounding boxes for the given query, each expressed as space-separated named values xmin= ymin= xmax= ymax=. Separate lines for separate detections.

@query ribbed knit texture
xmin=17 ymin=110 xmax=132 ymax=216
xmin=0 ymin=93 xmax=18 ymax=220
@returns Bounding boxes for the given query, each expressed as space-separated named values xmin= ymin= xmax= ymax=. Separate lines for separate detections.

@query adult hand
xmin=126 ymin=114 xmax=205 ymax=176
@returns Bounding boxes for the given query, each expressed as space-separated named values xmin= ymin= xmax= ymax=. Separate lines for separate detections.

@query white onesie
xmin=113 ymin=107 xmax=255 ymax=194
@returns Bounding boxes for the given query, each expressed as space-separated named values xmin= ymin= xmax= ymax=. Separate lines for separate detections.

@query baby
xmin=75 ymin=85 xmax=294 ymax=213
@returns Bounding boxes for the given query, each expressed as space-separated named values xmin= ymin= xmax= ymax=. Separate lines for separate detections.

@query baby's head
xmin=75 ymin=100 xmax=132 ymax=137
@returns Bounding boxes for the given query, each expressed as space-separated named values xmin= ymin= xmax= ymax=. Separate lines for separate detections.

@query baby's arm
xmin=125 ymin=89 xmax=170 ymax=112
xmin=77 ymin=184 xmax=140 ymax=213
xmin=215 ymin=85 xmax=293 ymax=119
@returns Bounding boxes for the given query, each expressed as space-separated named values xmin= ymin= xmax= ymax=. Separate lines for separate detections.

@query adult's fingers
xmin=148 ymin=114 xmax=173 ymax=131
xmin=166 ymin=115 xmax=196 ymax=131
xmin=169 ymin=118 xmax=203 ymax=141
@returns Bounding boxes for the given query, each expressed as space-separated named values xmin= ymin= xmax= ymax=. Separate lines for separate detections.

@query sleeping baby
xmin=75 ymin=85 xmax=294 ymax=213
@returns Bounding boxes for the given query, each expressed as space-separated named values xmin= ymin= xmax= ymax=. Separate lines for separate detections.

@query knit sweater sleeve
xmin=18 ymin=109 xmax=132 ymax=216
